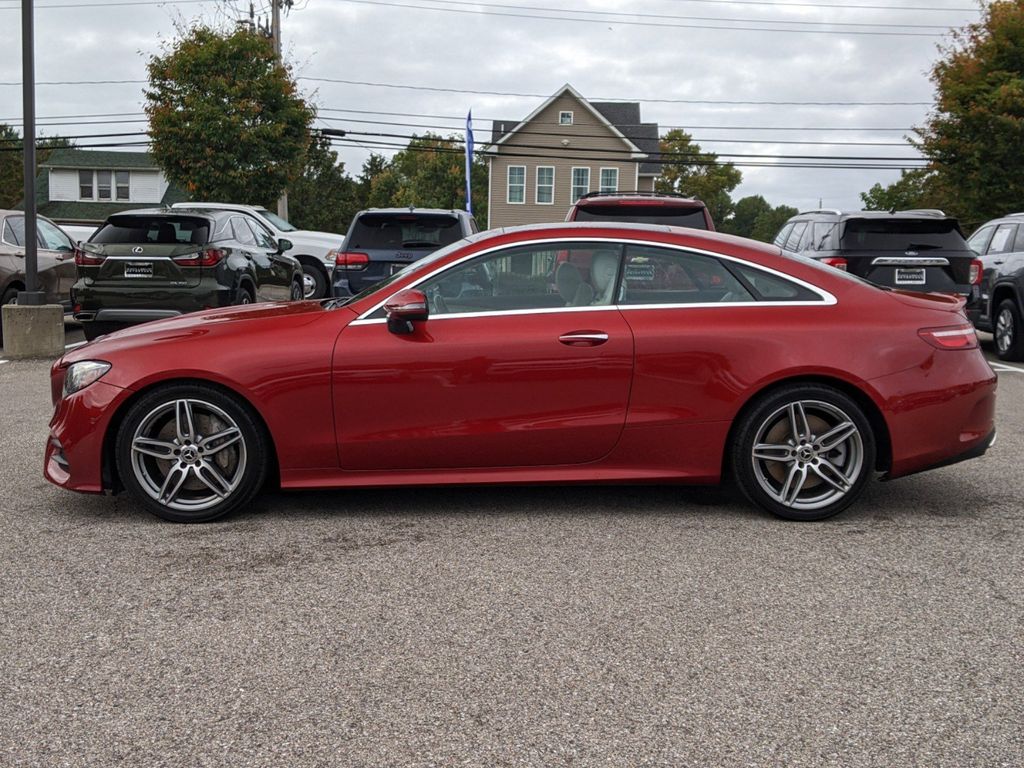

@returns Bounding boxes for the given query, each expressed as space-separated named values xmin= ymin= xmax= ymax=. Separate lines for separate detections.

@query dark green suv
xmin=72 ymin=208 xmax=304 ymax=340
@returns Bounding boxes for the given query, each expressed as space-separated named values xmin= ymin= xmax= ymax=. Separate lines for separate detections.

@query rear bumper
xmin=883 ymin=428 xmax=995 ymax=480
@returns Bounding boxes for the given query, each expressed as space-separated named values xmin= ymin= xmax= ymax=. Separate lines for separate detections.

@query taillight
xmin=74 ymin=248 xmax=105 ymax=266
xmin=172 ymin=248 xmax=225 ymax=267
xmin=969 ymin=258 xmax=982 ymax=285
xmin=334 ymin=251 xmax=369 ymax=270
xmin=918 ymin=324 xmax=978 ymax=350
xmin=821 ymin=257 xmax=848 ymax=271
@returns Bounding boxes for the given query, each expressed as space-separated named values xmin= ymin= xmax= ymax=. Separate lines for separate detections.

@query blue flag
xmin=465 ymin=110 xmax=474 ymax=216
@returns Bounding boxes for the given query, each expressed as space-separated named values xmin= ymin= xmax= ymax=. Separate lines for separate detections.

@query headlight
xmin=63 ymin=360 xmax=111 ymax=398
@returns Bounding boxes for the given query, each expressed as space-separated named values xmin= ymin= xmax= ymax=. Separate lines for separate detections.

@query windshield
xmin=348 ymin=213 xmax=463 ymax=249
xmin=839 ymin=219 xmax=966 ymax=251
xmin=573 ymin=205 xmax=709 ymax=229
xmin=255 ymin=208 xmax=296 ymax=232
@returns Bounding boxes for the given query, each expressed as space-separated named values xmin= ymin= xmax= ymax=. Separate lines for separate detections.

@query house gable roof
xmin=484 ymin=84 xmax=646 ymax=157
xmin=40 ymin=148 xmax=160 ymax=170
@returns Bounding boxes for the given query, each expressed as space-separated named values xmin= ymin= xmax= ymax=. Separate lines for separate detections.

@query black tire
xmin=115 ymin=382 xmax=268 ymax=523
xmin=0 ymin=286 xmax=18 ymax=337
xmin=300 ymin=265 xmax=327 ymax=299
xmin=235 ymin=285 xmax=254 ymax=306
xmin=993 ymin=298 xmax=1023 ymax=362
xmin=289 ymin=279 xmax=304 ymax=301
xmin=730 ymin=384 xmax=876 ymax=521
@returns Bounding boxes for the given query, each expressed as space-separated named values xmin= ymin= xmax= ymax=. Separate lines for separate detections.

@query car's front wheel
xmin=731 ymin=384 xmax=876 ymax=521
xmin=115 ymin=383 xmax=268 ymax=522
xmin=301 ymin=266 xmax=327 ymax=299
xmin=994 ymin=298 xmax=1023 ymax=361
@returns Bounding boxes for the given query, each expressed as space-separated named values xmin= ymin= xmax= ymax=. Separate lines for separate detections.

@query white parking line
xmin=991 ymin=362 xmax=1024 ymax=373
xmin=0 ymin=359 xmax=7 ymax=365
xmin=64 ymin=341 xmax=87 ymax=350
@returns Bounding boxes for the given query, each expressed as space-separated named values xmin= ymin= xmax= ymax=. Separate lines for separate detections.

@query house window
xmin=96 ymin=171 xmax=112 ymax=200
xmin=115 ymin=171 xmax=130 ymax=201
xmin=571 ymin=167 xmax=590 ymax=203
xmin=559 ymin=111 xmax=573 ymax=125
xmin=507 ymin=165 xmax=526 ymax=204
xmin=599 ymin=168 xmax=619 ymax=193
xmin=536 ymin=166 xmax=554 ymax=204
xmin=78 ymin=170 xmax=93 ymax=199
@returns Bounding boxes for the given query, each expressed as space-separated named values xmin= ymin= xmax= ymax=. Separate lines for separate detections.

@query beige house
xmin=482 ymin=84 xmax=661 ymax=229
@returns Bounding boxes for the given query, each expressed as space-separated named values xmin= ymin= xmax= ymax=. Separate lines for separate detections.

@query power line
xmin=327 ymin=0 xmax=951 ymax=36
xmin=621 ymin=0 xmax=975 ymax=11
xmin=0 ymin=0 xmax=212 ymax=9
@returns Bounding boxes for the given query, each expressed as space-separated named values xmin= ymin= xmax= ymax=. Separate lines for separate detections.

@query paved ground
xmin=1 ymin=333 xmax=1022 ymax=767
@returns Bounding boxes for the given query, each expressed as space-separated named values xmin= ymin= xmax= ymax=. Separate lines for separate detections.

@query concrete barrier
xmin=1 ymin=304 xmax=65 ymax=359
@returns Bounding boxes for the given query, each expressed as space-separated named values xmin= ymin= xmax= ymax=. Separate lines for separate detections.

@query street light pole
xmin=20 ymin=0 xmax=43 ymax=306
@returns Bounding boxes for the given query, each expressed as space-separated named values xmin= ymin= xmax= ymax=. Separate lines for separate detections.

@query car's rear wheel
xmin=290 ymin=279 xmax=304 ymax=301
xmin=731 ymin=384 xmax=875 ymax=521
xmin=235 ymin=285 xmax=254 ymax=305
xmin=115 ymin=383 xmax=268 ymax=523
xmin=994 ymin=298 xmax=1023 ymax=361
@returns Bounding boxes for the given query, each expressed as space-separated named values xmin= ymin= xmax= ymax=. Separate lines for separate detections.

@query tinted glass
xmin=573 ymin=205 xmax=708 ymax=229
xmin=784 ymin=222 xmax=807 ymax=251
xmin=966 ymin=226 xmax=993 ymax=254
xmin=1016 ymin=225 xmax=1024 ymax=252
xmin=92 ymin=216 xmax=210 ymax=245
xmin=839 ymin=218 xmax=966 ymax=250
xmin=232 ymin=218 xmax=257 ymax=246
xmin=418 ymin=242 xmax=623 ymax=315
xmin=37 ymin=219 xmax=73 ymax=251
xmin=3 ymin=216 xmax=24 ymax=246
xmin=620 ymin=245 xmax=754 ymax=305
xmin=733 ymin=264 xmax=821 ymax=301
xmin=246 ymin=219 xmax=276 ymax=249
xmin=773 ymin=223 xmax=794 ymax=248
xmin=349 ymin=213 xmax=463 ymax=250
xmin=809 ymin=222 xmax=839 ymax=251
xmin=988 ymin=224 xmax=1017 ymax=255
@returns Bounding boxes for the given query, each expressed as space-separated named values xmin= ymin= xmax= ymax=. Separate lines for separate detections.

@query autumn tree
xmin=145 ymin=26 xmax=314 ymax=204
xmin=0 ymin=126 xmax=72 ymax=209
xmin=655 ymin=129 xmax=742 ymax=225
xmin=917 ymin=0 xmax=1024 ymax=227
xmin=286 ymin=135 xmax=361 ymax=233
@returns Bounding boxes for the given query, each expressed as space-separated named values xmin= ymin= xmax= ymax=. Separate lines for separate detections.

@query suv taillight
xmin=172 ymin=248 xmax=225 ymax=267
xmin=821 ymin=257 xmax=848 ymax=271
xmin=74 ymin=248 xmax=105 ymax=266
xmin=918 ymin=324 xmax=978 ymax=350
xmin=334 ymin=251 xmax=369 ymax=270
xmin=969 ymin=259 xmax=982 ymax=285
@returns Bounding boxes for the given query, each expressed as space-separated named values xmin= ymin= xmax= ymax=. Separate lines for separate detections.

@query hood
xmin=287 ymin=231 xmax=346 ymax=251
xmin=63 ymin=300 xmax=354 ymax=364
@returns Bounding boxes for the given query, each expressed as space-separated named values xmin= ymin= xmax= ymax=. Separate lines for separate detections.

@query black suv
xmin=72 ymin=208 xmax=304 ymax=340
xmin=331 ymin=208 xmax=478 ymax=297
xmin=775 ymin=209 xmax=981 ymax=305
xmin=965 ymin=212 xmax=1024 ymax=360
xmin=565 ymin=191 xmax=715 ymax=230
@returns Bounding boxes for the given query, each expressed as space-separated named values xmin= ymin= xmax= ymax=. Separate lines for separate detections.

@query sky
xmin=0 ymin=0 xmax=983 ymax=214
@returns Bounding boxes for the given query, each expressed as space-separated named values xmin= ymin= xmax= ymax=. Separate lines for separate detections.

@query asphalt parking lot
xmin=1 ymin=328 xmax=1022 ymax=767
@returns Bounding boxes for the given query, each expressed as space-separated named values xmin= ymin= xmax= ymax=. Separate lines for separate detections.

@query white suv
xmin=171 ymin=202 xmax=343 ymax=298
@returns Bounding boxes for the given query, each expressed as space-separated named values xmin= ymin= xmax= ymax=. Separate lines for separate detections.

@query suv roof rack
xmin=578 ymin=190 xmax=700 ymax=201
xmin=799 ymin=208 xmax=842 ymax=216
xmin=895 ymin=208 xmax=946 ymax=216
xmin=1004 ymin=212 xmax=1024 ymax=218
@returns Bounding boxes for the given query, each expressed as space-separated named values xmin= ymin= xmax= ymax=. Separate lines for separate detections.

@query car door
xmin=332 ymin=240 xmax=635 ymax=470
xmin=982 ymin=223 xmax=1018 ymax=320
xmin=246 ymin=218 xmax=292 ymax=300
xmin=36 ymin=218 xmax=78 ymax=304
xmin=229 ymin=216 xmax=272 ymax=301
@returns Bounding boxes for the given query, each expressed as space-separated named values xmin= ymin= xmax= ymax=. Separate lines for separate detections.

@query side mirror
xmin=277 ymin=238 xmax=293 ymax=253
xmin=384 ymin=289 xmax=429 ymax=334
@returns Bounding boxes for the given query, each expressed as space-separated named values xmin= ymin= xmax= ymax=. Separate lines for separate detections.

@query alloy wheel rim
xmin=751 ymin=399 xmax=864 ymax=511
xmin=995 ymin=308 xmax=1013 ymax=354
xmin=302 ymin=273 xmax=316 ymax=298
xmin=130 ymin=398 xmax=247 ymax=512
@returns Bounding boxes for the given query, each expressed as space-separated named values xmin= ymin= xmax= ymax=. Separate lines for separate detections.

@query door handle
xmin=559 ymin=331 xmax=609 ymax=346
xmin=993 ymin=259 xmax=1005 ymax=265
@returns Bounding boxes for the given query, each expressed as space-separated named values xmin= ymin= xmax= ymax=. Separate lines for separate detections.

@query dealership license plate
xmin=124 ymin=261 xmax=154 ymax=278
xmin=895 ymin=267 xmax=926 ymax=285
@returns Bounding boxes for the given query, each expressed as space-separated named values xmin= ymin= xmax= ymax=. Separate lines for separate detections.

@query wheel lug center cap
xmin=798 ymin=446 xmax=815 ymax=461
xmin=181 ymin=446 xmax=200 ymax=463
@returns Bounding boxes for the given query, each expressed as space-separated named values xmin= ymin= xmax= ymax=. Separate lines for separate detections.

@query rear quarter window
xmin=733 ymin=263 xmax=822 ymax=302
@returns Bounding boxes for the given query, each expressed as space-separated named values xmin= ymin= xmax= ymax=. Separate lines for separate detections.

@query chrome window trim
xmin=350 ymin=236 xmax=838 ymax=326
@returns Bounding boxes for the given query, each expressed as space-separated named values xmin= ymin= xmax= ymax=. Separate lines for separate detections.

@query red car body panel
xmin=45 ymin=223 xmax=997 ymax=499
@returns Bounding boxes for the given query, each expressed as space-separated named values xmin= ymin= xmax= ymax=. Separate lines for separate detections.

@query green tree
xmin=145 ymin=26 xmax=314 ymax=203
xmin=918 ymin=1 xmax=1024 ymax=227
xmin=750 ymin=204 xmax=799 ymax=243
xmin=859 ymin=169 xmax=950 ymax=213
xmin=0 ymin=126 xmax=72 ymax=209
xmin=286 ymin=135 xmax=360 ymax=234
xmin=721 ymin=195 xmax=771 ymax=237
xmin=362 ymin=134 xmax=488 ymax=223
xmin=655 ymin=129 xmax=742 ymax=225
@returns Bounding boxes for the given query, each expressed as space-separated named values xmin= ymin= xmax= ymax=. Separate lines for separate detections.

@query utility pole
xmin=20 ymin=0 xmax=42 ymax=306
xmin=272 ymin=0 xmax=289 ymax=222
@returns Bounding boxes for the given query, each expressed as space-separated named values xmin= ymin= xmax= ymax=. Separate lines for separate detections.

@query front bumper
xmin=45 ymin=379 xmax=129 ymax=494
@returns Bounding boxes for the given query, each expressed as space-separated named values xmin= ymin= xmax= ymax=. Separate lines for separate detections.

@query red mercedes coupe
xmin=45 ymin=223 xmax=997 ymax=523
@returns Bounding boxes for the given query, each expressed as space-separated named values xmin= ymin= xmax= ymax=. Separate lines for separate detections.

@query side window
xmin=772 ymin=223 xmax=795 ymax=248
xmin=416 ymin=242 xmax=623 ymax=316
xmin=809 ymin=222 xmax=838 ymax=251
xmin=620 ymin=245 xmax=754 ymax=305
xmin=232 ymin=217 xmax=257 ymax=247
xmin=784 ymin=222 xmax=808 ymax=251
xmin=246 ymin=218 xmax=277 ymax=249
xmin=37 ymin=219 xmax=73 ymax=251
xmin=967 ymin=226 xmax=994 ymax=255
xmin=987 ymin=224 xmax=1017 ymax=255
xmin=732 ymin=263 xmax=822 ymax=302
xmin=3 ymin=217 xmax=23 ymax=246
xmin=1016 ymin=225 xmax=1024 ymax=252
xmin=796 ymin=222 xmax=816 ymax=251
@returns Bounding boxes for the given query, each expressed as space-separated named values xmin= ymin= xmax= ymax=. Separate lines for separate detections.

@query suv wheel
xmin=290 ymin=279 xmax=304 ymax=301
xmin=301 ymin=267 xmax=327 ymax=299
xmin=994 ymin=298 xmax=1023 ymax=361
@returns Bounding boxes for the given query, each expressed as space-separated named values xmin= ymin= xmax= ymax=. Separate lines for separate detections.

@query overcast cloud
xmin=0 ymin=0 xmax=980 ymax=214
